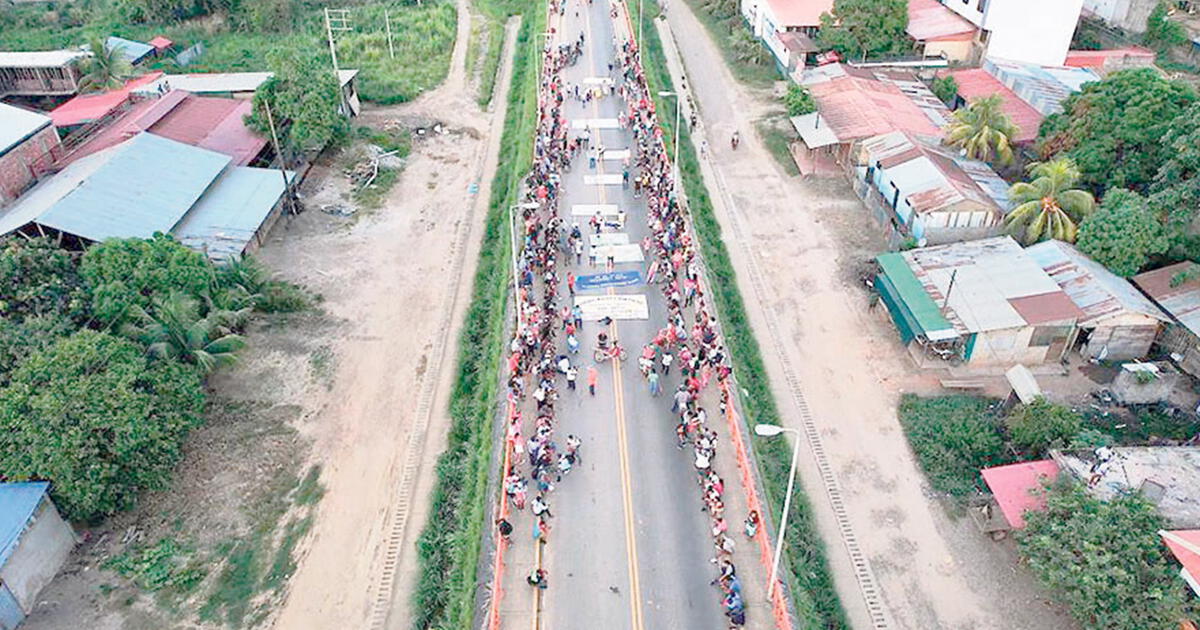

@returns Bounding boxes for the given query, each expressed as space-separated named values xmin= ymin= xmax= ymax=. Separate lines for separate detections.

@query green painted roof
xmin=876 ymin=252 xmax=954 ymax=336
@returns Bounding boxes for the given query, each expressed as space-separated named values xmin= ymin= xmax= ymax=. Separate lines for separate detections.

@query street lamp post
xmin=658 ymin=91 xmax=681 ymax=189
xmin=508 ymin=202 xmax=540 ymax=332
xmin=754 ymin=423 xmax=802 ymax=605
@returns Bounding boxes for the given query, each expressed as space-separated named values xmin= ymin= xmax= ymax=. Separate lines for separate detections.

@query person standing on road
xmin=532 ymin=494 xmax=553 ymax=518
xmin=566 ymin=365 xmax=578 ymax=390
xmin=587 ymin=364 xmax=599 ymax=395
xmin=648 ymin=370 xmax=661 ymax=396
xmin=567 ymin=272 xmax=577 ymax=296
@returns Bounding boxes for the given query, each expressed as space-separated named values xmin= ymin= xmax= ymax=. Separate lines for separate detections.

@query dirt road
xmin=267 ymin=3 xmax=520 ymax=628
xmin=656 ymin=5 xmax=1078 ymax=629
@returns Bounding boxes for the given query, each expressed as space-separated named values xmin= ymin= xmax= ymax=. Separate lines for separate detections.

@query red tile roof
xmin=809 ymin=72 xmax=941 ymax=142
xmin=907 ymin=0 xmax=977 ymax=42
xmin=944 ymin=68 xmax=1043 ymax=144
xmin=981 ymin=460 xmax=1059 ymax=529
xmin=763 ymin=0 xmax=834 ymax=28
xmin=50 ymin=72 xmax=164 ymax=128
xmin=58 ymin=90 xmax=265 ymax=167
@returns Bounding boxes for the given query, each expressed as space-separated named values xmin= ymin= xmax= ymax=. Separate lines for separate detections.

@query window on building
xmin=1030 ymin=326 xmax=1072 ymax=347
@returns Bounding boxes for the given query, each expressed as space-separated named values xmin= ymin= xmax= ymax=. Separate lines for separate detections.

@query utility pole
xmin=385 ymin=9 xmax=395 ymax=59
xmin=324 ymin=7 xmax=352 ymax=115
xmin=261 ymin=99 xmax=297 ymax=215
xmin=942 ymin=268 xmax=958 ymax=310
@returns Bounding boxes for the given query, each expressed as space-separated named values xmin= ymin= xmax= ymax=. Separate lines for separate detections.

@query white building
xmin=1082 ymin=0 xmax=1159 ymax=33
xmin=943 ymin=0 xmax=1086 ymax=66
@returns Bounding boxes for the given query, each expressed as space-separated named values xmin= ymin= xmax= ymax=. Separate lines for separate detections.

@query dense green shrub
xmin=0 ymin=237 xmax=87 ymax=325
xmin=1005 ymin=398 xmax=1083 ymax=457
xmin=897 ymin=394 xmax=1007 ymax=496
xmin=1019 ymin=482 xmax=1197 ymax=630
xmin=81 ymin=234 xmax=218 ymax=329
xmin=783 ymin=84 xmax=815 ymax=116
xmin=0 ymin=330 xmax=206 ymax=521
xmin=931 ymin=75 xmax=957 ymax=105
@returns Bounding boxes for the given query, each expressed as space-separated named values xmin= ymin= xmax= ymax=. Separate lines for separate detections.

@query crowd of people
xmin=496 ymin=0 xmax=760 ymax=624
xmin=610 ymin=15 xmax=753 ymax=628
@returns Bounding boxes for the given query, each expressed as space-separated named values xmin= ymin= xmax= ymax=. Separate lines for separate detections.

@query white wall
xmin=943 ymin=0 xmax=986 ymax=26
xmin=0 ymin=499 xmax=75 ymax=614
xmin=1083 ymin=0 xmax=1123 ymax=23
xmin=983 ymin=0 xmax=1085 ymax=66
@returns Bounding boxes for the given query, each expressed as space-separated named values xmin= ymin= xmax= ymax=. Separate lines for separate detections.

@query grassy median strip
xmin=409 ymin=4 xmax=542 ymax=629
xmin=637 ymin=9 xmax=850 ymax=629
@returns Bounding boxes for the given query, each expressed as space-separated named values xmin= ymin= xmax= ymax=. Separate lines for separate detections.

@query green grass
xmin=897 ymin=394 xmax=1009 ymax=497
xmin=407 ymin=1 xmax=540 ymax=628
xmin=105 ymin=537 xmax=207 ymax=595
xmin=637 ymin=7 xmax=849 ymax=628
xmin=0 ymin=1 xmax=457 ymax=105
xmin=678 ymin=0 xmax=778 ymax=88
xmin=477 ymin=19 xmax=507 ymax=106
xmin=755 ymin=117 xmax=801 ymax=177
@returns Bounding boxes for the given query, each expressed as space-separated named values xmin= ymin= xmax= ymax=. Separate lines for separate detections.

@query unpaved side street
xmin=267 ymin=3 xmax=519 ymax=628
xmin=658 ymin=4 xmax=1079 ymax=629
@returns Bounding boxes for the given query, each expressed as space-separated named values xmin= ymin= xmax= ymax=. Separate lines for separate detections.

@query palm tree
xmin=730 ymin=28 xmax=768 ymax=66
xmin=943 ymin=95 xmax=1019 ymax=164
xmin=124 ymin=292 xmax=247 ymax=373
xmin=1003 ymin=158 xmax=1096 ymax=245
xmin=79 ymin=37 xmax=131 ymax=93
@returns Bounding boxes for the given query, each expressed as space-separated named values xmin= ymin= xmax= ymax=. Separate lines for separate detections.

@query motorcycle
xmin=594 ymin=342 xmax=628 ymax=364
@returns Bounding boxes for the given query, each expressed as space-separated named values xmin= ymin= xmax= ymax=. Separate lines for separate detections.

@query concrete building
xmin=874 ymin=236 xmax=1084 ymax=368
xmin=1027 ymin=240 xmax=1170 ymax=361
xmin=0 ymin=133 xmax=293 ymax=262
xmin=133 ymin=70 xmax=363 ymax=115
xmin=1053 ymin=447 xmax=1200 ymax=529
xmin=1082 ymin=0 xmax=1160 ymax=33
xmin=1133 ymin=262 xmax=1200 ymax=378
xmin=0 ymin=483 xmax=75 ymax=628
xmin=0 ymin=104 xmax=60 ymax=208
xmin=0 ymin=50 xmax=89 ymax=98
xmin=942 ymin=0 xmax=1086 ymax=66
xmin=851 ymin=130 xmax=1009 ymax=246
xmin=740 ymin=0 xmax=832 ymax=73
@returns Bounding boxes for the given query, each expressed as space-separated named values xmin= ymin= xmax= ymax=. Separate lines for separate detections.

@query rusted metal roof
xmin=907 ymin=0 xmax=977 ymax=42
xmin=1133 ymin=262 xmax=1200 ymax=338
xmin=943 ymin=68 xmax=1043 ymax=144
xmin=805 ymin=67 xmax=941 ymax=142
xmin=1027 ymin=240 xmax=1170 ymax=326
xmin=1009 ymin=291 xmax=1085 ymax=325
xmin=857 ymin=131 xmax=1008 ymax=214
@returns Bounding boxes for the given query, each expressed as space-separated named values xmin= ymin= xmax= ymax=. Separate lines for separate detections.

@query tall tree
xmin=817 ymin=0 xmax=910 ymax=61
xmin=79 ymin=37 xmax=131 ymax=92
xmin=0 ymin=330 xmax=205 ymax=521
xmin=1077 ymin=189 xmax=1167 ymax=277
xmin=246 ymin=47 xmax=348 ymax=155
xmin=81 ymin=234 xmax=218 ymax=329
xmin=1038 ymin=68 xmax=1198 ymax=194
xmin=943 ymin=95 xmax=1018 ymax=164
xmin=1144 ymin=1 xmax=1188 ymax=52
xmin=1003 ymin=158 xmax=1096 ymax=245
xmin=1019 ymin=482 xmax=1195 ymax=630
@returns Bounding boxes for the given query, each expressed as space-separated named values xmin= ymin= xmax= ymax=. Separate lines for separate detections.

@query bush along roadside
xmin=636 ymin=8 xmax=850 ymax=628
xmin=408 ymin=3 xmax=543 ymax=629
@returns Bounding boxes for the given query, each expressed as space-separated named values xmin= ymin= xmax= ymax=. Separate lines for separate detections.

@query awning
xmin=876 ymin=252 xmax=956 ymax=340
xmin=790 ymin=113 xmax=839 ymax=149
xmin=981 ymin=460 xmax=1059 ymax=529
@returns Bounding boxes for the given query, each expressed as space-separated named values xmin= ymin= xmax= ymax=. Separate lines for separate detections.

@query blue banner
xmin=576 ymin=270 xmax=643 ymax=291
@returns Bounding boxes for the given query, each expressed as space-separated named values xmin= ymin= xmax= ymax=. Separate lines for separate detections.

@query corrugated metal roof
xmin=877 ymin=252 xmax=955 ymax=336
xmin=174 ymin=167 xmax=292 ymax=262
xmin=981 ymin=461 xmax=1058 ymax=529
xmin=983 ymin=58 xmax=1099 ymax=117
xmin=1064 ymin=47 xmax=1155 ymax=71
xmin=1133 ymin=262 xmax=1200 ymax=337
xmin=50 ymin=72 xmax=164 ymax=127
xmin=29 ymin=134 xmax=230 ymax=241
xmin=0 ymin=103 xmax=52 ymax=156
xmin=1027 ymin=240 xmax=1170 ymax=325
xmin=0 ymin=50 xmax=89 ymax=68
xmin=804 ymin=67 xmax=941 ymax=142
xmin=901 ymin=236 xmax=1076 ymax=333
xmin=791 ymin=112 xmax=840 ymax=148
xmin=58 ymin=91 xmax=266 ymax=168
xmin=944 ymin=68 xmax=1043 ymax=144
xmin=858 ymin=131 xmax=1007 ymax=214
xmin=0 ymin=482 xmax=50 ymax=567
xmin=0 ymin=147 xmax=116 ymax=235
xmin=105 ymin=37 xmax=154 ymax=64
xmin=134 ymin=69 xmax=360 ymax=95
xmin=907 ymin=0 xmax=977 ymax=42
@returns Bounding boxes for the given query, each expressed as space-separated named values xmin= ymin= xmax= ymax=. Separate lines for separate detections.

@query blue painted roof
xmin=37 ymin=133 xmax=231 ymax=242
xmin=0 ymin=482 xmax=50 ymax=567
xmin=106 ymin=36 xmax=155 ymax=64
xmin=174 ymin=167 xmax=293 ymax=262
